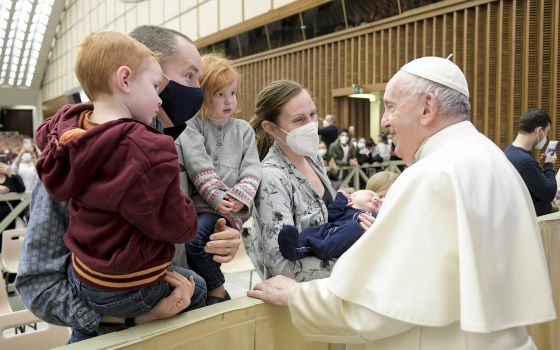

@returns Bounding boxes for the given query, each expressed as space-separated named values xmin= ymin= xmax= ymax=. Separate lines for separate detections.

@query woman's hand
xmin=358 ymin=212 xmax=375 ymax=231
xmin=247 ymin=275 xmax=298 ymax=306
xmin=205 ymin=218 xmax=241 ymax=263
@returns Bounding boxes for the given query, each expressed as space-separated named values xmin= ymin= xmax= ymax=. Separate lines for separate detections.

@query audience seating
xmin=220 ymin=231 xmax=255 ymax=289
xmin=0 ymin=309 xmax=69 ymax=350
xmin=1 ymin=228 xmax=26 ymax=274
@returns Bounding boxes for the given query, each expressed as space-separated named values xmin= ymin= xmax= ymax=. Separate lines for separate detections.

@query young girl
xmin=177 ymin=54 xmax=261 ymax=304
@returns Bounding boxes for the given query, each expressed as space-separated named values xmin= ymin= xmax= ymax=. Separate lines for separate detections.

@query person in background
xmin=366 ymin=171 xmax=398 ymax=198
xmin=249 ymin=56 xmax=555 ymax=349
xmin=356 ymin=137 xmax=383 ymax=166
xmin=375 ymin=132 xmax=392 ymax=161
xmin=505 ymin=109 xmax=557 ymax=216
xmin=318 ymin=114 xmax=338 ymax=147
xmin=328 ymin=129 xmax=358 ymax=184
xmin=178 ymin=53 xmax=261 ymax=305
xmin=11 ymin=139 xmax=39 ymax=193
xmin=0 ymin=155 xmax=25 ymax=251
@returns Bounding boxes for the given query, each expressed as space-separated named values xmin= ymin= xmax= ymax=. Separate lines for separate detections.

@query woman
xmin=249 ymin=80 xmax=374 ymax=281
xmin=11 ymin=141 xmax=39 ymax=193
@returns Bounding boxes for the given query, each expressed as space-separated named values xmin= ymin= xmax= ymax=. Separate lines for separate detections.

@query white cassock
xmin=288 ymin=121 xmax=556 ymax=349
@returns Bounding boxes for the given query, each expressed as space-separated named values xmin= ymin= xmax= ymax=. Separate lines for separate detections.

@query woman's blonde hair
xmin=199 ymin=53 xmax=240 ymax=119
xmin=366 ymin=171 xmax=398 ymax=196
xmin=249 ymin=80 xmax=304 ymax=160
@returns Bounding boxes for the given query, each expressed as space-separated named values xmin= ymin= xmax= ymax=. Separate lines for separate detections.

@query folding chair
xmin=1 ymin=228 xmax=26 ymax=274
xmin=0 ymin=310 xmax=69 ymax=350
xmin=220 ymin=238 xmax=256 ymax=289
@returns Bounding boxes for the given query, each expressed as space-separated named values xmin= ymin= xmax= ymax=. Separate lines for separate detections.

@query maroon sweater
xmin=36 ymin=104 xmax=198 ymax=290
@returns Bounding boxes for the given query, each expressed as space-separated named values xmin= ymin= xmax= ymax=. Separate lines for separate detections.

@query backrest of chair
xmin=220 ymin=238 xmax=255 ymax=274
xmin=0 ymin=274 xmax=11 ymax=315
xmin=1 ymin=228 xmax=26 ymax=274
xmin=0 ymin=310 xmax=69 ymax=350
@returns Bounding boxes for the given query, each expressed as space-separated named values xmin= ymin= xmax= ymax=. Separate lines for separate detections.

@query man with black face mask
xmin=16 ymin=25 xmax=242 ymax=343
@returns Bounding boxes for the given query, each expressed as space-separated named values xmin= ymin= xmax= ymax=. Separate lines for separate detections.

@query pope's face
xmin=381 ymin=72 xmax=426 ymax=164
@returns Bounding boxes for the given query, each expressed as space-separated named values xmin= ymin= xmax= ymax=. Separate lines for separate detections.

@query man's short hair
xmin=518 ymin=109 xmax=551 ymax=133
xmin=129 ymin=25 xmax=193 ymax=68
xmin=398 ymin=71 xmax=471 ymax=119
xmin=326 ymin=114 xmax=336 ymax=122
xmin=339 ymin=129 xmax=349 ymax=136
xmin=75 ymin=31 xmax=157 ymax=101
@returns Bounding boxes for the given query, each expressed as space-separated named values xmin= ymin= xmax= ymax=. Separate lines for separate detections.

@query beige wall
xmin=41 ymin=0 xmax=296 ymax=102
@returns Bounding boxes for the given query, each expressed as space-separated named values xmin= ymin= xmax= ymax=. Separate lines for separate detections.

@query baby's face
xmin=350 ymin=190 xmax=382 ymax=213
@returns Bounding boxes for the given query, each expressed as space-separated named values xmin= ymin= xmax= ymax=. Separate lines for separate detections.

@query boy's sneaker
xmin=206 ymin=291 xmax=231 ymax=305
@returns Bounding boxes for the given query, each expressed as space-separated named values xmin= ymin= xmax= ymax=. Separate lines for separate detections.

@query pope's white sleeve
xmin=288 ymin=278 xmax=415 ymax=344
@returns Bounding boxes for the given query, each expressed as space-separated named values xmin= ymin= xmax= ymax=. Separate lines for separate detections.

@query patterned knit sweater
xmin=176 ymin=117 xmax=261 ymax=229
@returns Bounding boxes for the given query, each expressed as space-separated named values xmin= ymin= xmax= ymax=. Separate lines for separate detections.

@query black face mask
xmin=159 ymin=80 xmax=204 ymax=126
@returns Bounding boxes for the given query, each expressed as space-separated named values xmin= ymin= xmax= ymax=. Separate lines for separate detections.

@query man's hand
xmin=544 ymin=152 xmax=557 ymax=164
xmin=205 ymin=218 xmax=241 ymax=263
xmin=134 ymin=271 xmax=193 ymax=325
xmin=349 ymin=159 xmax=359 ymax=167
xmin=358 ymin=212 xmax=375 ymax=231
xmin=247 ymin=275 xmax=298 ymax=306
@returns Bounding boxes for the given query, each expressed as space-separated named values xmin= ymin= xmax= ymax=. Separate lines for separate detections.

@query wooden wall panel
xmin=234 ymin=0 xmax=560 ymax=148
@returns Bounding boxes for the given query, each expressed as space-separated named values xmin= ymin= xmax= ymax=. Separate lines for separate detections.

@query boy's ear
xmin=346 ymin=196 xmax=354 ymax=207
xmin=115 ymin=66 xmax=132 ymax=93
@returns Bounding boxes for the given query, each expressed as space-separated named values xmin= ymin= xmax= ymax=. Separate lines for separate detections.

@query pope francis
xmin=248 ymin=56 xmax=556 ymax=349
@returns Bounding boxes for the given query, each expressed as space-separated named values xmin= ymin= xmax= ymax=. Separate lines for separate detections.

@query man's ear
xmin=419 ymin=92 xmax=438 ymax=126
xmin=115 ymin=66 xmax=132 ymax=93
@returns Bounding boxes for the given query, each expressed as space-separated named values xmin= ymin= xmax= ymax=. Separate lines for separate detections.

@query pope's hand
xmin=247 ymin=275 xmax=298 ymax=306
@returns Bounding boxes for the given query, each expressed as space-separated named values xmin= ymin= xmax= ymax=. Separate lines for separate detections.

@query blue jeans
xmin=185 ymin=212 xmax=225 ymax=290
xmin=68 ymin=264 xmax=207 ymax=343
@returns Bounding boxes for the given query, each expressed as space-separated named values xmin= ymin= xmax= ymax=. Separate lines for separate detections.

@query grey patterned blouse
xmin=249 ymin=143 xmax=337 ymax=281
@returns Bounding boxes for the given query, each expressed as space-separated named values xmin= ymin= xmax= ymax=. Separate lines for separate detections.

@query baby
xmin=278 ymin=190 xmax=381 ymax=261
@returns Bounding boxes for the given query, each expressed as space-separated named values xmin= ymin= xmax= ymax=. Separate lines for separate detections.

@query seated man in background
xmin=505 ymin=109 xmax=557 ymax=216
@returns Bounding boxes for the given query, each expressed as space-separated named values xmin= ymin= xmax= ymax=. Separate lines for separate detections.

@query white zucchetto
xmin=400 ymin=56 xmax=470 ymax=98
